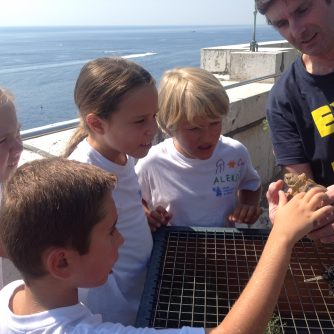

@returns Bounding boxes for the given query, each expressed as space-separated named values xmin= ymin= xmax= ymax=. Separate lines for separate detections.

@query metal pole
xmin=250 ymin=1 xmax=258 ymax=52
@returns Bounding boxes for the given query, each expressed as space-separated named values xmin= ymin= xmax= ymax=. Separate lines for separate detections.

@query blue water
xmin=0 ymin=25 xmax=281 ymax=130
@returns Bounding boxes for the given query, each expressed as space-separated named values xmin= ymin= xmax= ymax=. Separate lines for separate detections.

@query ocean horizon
xmin=0 ymin=25 xmax=282 ymax=130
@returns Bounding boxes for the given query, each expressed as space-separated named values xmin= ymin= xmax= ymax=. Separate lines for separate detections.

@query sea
xmin=0 ymin=25 xmax=281 ymax=130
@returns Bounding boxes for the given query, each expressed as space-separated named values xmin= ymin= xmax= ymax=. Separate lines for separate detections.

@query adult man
xmin=256 ymin=0 xmax=334 ymax=242
xmin=256 ymin=0 xmax=334 ymax=186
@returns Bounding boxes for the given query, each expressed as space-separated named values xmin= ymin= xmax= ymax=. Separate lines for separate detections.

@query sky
xmin=0 ymin=0 xmax=267 ymax=26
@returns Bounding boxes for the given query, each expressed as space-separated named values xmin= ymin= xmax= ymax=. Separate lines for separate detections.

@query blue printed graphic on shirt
xmin=212 ymin=158 xmax=243 ymax=197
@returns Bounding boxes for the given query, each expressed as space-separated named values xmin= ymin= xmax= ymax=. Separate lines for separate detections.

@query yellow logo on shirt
xmin=312 ymin=102 xmax=334 ymax=137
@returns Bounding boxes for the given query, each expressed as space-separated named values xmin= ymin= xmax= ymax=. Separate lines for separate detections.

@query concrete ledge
xmin=201 ymin=40 xmax=298 ymax=80
xmin=230 ymin=49 xmax=297 ymax=83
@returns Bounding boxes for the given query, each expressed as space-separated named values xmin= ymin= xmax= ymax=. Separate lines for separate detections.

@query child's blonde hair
xmin=0 ymin=88 xmax=15 ymax=113
xmin=157 ymin=67 xmax=229 ymax=134
xmin=63 ymin=57 xmax=155 ymax=157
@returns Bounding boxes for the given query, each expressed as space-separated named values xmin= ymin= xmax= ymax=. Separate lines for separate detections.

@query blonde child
xmin=135 ymin=67 xmax=261 ymax=230
xmin=63 ymin=57 xmax=158 ymax=325
xmin=1 ymin=157 xmax=333 ymax=333
xmin=0 ymin=88 xmax=23 ymax=261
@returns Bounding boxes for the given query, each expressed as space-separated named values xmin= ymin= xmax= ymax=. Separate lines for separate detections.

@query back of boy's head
xmin=0 ymin=157 xmax=117 ymax=282
xmin=157 ymin=67 xmax=229 ymax=135
xmin=63 ymin=57 xmax=155 ymax=157
xmin=0 ymin=87 xmax=16 ymax=115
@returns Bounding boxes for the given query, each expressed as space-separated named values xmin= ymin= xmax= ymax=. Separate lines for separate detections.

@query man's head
xmin=0 ymin=158 xmax=122 ymax=284
xmin=256 ymin=0 xmax=334 ymax=57
xmin=256 ymin=0 xmax=331 ymax=15
xmin=255 ymin=0 xmax=275 ymax=15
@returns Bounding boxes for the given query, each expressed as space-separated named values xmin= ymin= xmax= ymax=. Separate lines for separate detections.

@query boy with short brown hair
xmin=0 ymin=157 xmax=332 ymax=333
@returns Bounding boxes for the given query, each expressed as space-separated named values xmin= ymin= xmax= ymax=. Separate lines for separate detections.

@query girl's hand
xmin=142 ymin=199 xmax=172 ymax=232
xmin=272 ymin=187 xmax=334 ymax=244
xmin=145 ymin=205 xmax=172 ymax=232
xmin=228 ymin=205 xmax=262 ymax=224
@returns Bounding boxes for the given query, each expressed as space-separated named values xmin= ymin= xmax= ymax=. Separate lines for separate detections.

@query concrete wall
xmin=230 ymin=48 xmax=298 ymax=83
xmin=201 ymin=40 xmax=298 ymax=80
xmin=223 ymin=83 xmax=280 ymax=185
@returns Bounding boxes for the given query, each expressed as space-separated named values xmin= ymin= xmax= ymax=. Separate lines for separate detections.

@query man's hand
xmin=307 ymin=184 xmax=334 ymax=243
xmin=266 ymin=179 xmax=284 ymax=223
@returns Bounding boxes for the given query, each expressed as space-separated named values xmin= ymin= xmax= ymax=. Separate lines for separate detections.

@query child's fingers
xmin=237 ymin=207 xmax=249 ymax=222
xmin=154 ymin=205 xmax=172 ymax=224
xmin=245 ymin=207 xmax=262 ymax=224
xmin=243 ymin=206 xmax=259 ymax=223
xmin=229 ymin=207 xmax=241 ymax=222
xmin=306 ymin=192 xmax=330 ymax=211
xmin=155 ymin=205 xmax=167 ymax=215
xmin=303 ymin=186 xmax=328 ymax=201
xmin=148 ymin=212 xmax=163 ymax=230
xmin=151 ymin=208 xmax=166 ymax=223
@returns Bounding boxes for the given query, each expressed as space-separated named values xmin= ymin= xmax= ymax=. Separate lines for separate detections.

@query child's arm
xmin=228 ymin=186 xmax=262 ymax=224
xmin=142 ymin=199 xmax=172 ymax=232
xmin=209 ymin=187 xmax=334 ymax=334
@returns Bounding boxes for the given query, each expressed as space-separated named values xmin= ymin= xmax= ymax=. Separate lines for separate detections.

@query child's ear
xmin=44 ymin=248 xmax=73 ymax=280
xmin=86 ymin=113 xmax=106 ymax=135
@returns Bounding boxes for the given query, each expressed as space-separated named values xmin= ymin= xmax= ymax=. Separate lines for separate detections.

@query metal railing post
xmin=250 ymin=1 xmax=259 ymax=52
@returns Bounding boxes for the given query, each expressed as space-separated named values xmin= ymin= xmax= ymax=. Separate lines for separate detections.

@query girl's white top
xmin=69 ymin=139 xmax=153 ymax=325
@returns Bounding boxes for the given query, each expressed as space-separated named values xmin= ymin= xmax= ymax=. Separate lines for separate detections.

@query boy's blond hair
xmin=157 ymin=67 xmax=229 ymax=134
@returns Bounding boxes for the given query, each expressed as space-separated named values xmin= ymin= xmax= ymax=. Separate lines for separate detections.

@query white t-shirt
xmin=69 ymin=139 xmax=153 ymax=325
xmin=135 ymin=136 xmax=261 ymax=227
xmin=0 ymin=280 xmax=204 ymax=334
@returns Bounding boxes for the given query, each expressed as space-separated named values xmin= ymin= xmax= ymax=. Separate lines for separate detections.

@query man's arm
xmin=282 ymin=162 xmax=314 ymax=179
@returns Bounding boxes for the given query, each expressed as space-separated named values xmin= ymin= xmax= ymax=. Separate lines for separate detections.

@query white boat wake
xmin=0 ymin=52 xmax=158 ymax=74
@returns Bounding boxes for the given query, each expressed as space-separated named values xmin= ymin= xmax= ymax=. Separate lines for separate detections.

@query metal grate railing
xmin=136 ymin=227 xmax=334 ymax=333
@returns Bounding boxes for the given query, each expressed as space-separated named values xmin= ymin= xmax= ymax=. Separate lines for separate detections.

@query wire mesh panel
xmin=136 ymin=227 xmax=334 ymax=333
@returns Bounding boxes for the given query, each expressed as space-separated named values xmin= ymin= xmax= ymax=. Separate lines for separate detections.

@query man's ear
xmin=86 ymin=113 xmax=106 ymax=135
xmin=43 ymin=248 xmax=73 ymax=280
